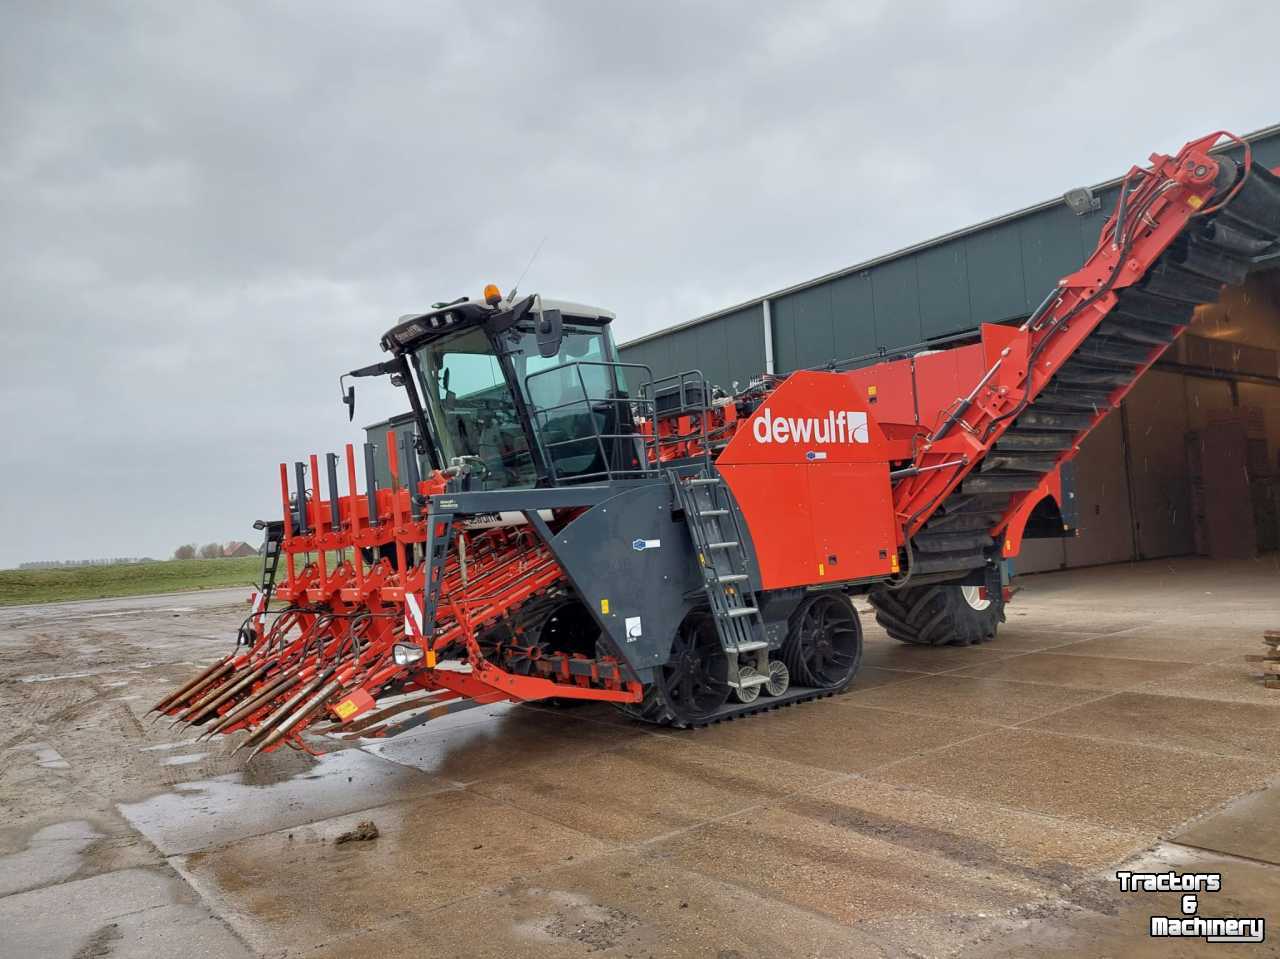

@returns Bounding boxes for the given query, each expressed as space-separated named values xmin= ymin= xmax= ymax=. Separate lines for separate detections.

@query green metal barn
xmin=619 ymin=125 xmax=1280 ymax=571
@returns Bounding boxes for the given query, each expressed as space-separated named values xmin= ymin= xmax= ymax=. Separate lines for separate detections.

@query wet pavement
xmin=2 ymin=557 xmax=1279 ymax=957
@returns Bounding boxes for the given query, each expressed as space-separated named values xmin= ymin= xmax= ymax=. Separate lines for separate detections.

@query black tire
xmin=867 ymin=583 xmax=1005 ymax=647
xmin=782 ymin=593 xmax=863 ymax=690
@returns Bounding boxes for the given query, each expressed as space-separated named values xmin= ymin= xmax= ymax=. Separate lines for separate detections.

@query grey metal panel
xmin=717 ymin=304 xmax=766 ymax=387
xmin=1252 ymin=136 xmax=1280 ymax=169
xmin=621 ymin=332 xmax=670 ymax=386
xmin=646 ymin=335 xmax=675 ymax=383
xmin=830 ymin=271 xmax=877 ymax=362
xmin=546 ymin=482 xmax=701 ymax=677
xmin=1018 ymin=204 xmax=1086 ymax=310
xmin=870 ymin=256 xmax=921 ymax=350
xmin=916 ymin=240 xmax=970 ymax=340
xmin=621 ymin=308 xmax=765 ymax=389
xmin=617 ymin=340 xmax=651 ymax=391
xmin=782 ymin=284 xmax=837 ymax=369
xmin=964 ymin=220 xmax=1026 ymax=323
xmin=769 ymin=293 xmax=799 ymax=375
xmin=667 ymin=326 xmax=698 ymax=378
xmin=694 ymin=314 xmax=731 ymax=389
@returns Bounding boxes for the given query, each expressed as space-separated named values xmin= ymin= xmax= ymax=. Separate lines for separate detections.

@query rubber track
xmin=617 ymin=683 xmax=844 ymax=729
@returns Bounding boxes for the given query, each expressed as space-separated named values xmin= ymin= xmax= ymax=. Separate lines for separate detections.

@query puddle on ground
xmin=17 ymin=743 xmax=72 ymax=769
xmin=117 ymin=748 xmax=441 ymax=855
xmin=140 ymin=739 xmax=202 ymax=752
xmin=161 ymin=753 xmax=209 ymax=766
xmin=0 ymin=821 xmax=102 ymax=898
xmin=17 ymin=671 xmax=96 ymax=684
xmin=358 ymin=701 xmax=628 ymax=784
xmin=17 ymin=663 xmax=161 ymax=683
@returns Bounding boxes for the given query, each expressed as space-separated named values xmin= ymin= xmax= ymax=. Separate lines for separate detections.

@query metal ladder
xmin=669 ymin=469 xmax=769 ymax=694
xmin=254 ymin=520 xmax=284 ymax=603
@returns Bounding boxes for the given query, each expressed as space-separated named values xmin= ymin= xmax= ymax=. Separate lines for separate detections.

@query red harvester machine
xmin=154 ymin=131 xmax=1280 ymax=754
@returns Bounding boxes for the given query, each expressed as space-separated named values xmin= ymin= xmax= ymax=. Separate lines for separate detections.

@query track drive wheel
xmin=867 ymin=583 xmax=1005 ymax=647
xmin=621 ymin=610 xmax=730 ymax=727
xmin=782 ymin=594 xmax=862 ymax=691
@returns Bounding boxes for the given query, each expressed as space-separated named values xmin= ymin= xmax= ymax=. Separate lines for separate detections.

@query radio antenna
xmin=508 ymin=235 xmax=547 ymax=301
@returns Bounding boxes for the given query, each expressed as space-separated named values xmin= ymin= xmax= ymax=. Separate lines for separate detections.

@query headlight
xmin=393 ymin=643 xmax=425 ymax=666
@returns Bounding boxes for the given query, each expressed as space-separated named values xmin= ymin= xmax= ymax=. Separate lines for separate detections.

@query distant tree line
xmin=20 ymin=557 xmax=155 ymax=569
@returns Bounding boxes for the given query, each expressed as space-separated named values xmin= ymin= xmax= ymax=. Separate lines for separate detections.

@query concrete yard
xmin=2 ymin=556 xmax=1278 ymax=958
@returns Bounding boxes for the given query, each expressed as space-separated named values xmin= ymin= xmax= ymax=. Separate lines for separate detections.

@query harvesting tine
xmin=210 ymin=671 xmax=300 ymax=740
xmin=236 ymin=668 xmax=333 ymax=753
xmin=172 ymin=662 xmax=247 ymax=725
xmin=164 ymin=661 xmax=237 ymax=724
xmin=153 ymin=658 xmax=233 ymax=716
xmin=149 ymin=657 xmax=228 ymax=714
xmin=185 ymin=660 xmax=273 ymax=725
xmin=247 ymin=676 xmax=343 ymax=759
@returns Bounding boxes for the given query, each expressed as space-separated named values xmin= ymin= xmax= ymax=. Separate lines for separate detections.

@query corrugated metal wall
xmin=618 ymin=128 xmax=1280 ymax=572
xmin=619 ymin=130 xmax=1280 ymax=387
xmin=620 ymin=303 xmax=765 ymax=392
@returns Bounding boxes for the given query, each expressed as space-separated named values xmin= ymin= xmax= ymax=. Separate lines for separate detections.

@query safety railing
xmin=523 ymin=362 xmax=724 ymax=484
xmin=523 ymin=360 xmax=661 ymax=484
xmin=640 ymin=370 xmax=716 ymax=472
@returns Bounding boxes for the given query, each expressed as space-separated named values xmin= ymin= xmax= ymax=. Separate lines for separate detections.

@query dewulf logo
xmin=752 ymin=409 xmax=869 ymax=445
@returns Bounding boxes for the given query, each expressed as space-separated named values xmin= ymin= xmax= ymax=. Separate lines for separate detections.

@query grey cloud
xmin=1 ymin=0 xmax=1277 ymax=566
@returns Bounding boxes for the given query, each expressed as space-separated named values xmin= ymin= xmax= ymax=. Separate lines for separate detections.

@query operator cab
xmin=372 ymin=291 xmax=645 ymax=490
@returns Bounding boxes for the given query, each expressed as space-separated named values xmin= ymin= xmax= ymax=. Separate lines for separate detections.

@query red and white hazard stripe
xmin=404 ymin=592 xmax=425 ymax=640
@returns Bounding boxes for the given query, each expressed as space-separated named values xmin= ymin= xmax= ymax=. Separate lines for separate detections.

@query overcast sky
xmin=2 ymin=1 xmax=1278 ymax=568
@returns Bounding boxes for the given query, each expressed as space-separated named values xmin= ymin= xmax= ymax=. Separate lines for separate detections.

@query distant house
xmin=222 ymin=541 xmax=257 ymax=559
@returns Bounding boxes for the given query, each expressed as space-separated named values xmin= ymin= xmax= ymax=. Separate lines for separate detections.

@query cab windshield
xmin=411 ymin=321 xmax=626 ymax=488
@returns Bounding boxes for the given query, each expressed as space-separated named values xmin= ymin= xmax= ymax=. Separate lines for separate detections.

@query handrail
xmin=524 ymin=360 xmax=661 ymax=484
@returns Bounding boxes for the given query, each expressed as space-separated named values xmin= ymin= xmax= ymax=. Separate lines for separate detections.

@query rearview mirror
xmin=537 ymin=308 xmax=563 ymax=358
xmin=344 ymin=385 xmax=355 ymax=421
xmin=339 ymin=377 xmax=356 ymax=421
xmin=340 ymin=360 xmax=397 ymax=422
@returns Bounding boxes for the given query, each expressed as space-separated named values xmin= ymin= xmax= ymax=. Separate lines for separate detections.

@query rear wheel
xmin=867 ymin=583 xmax=1004 ymax=647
